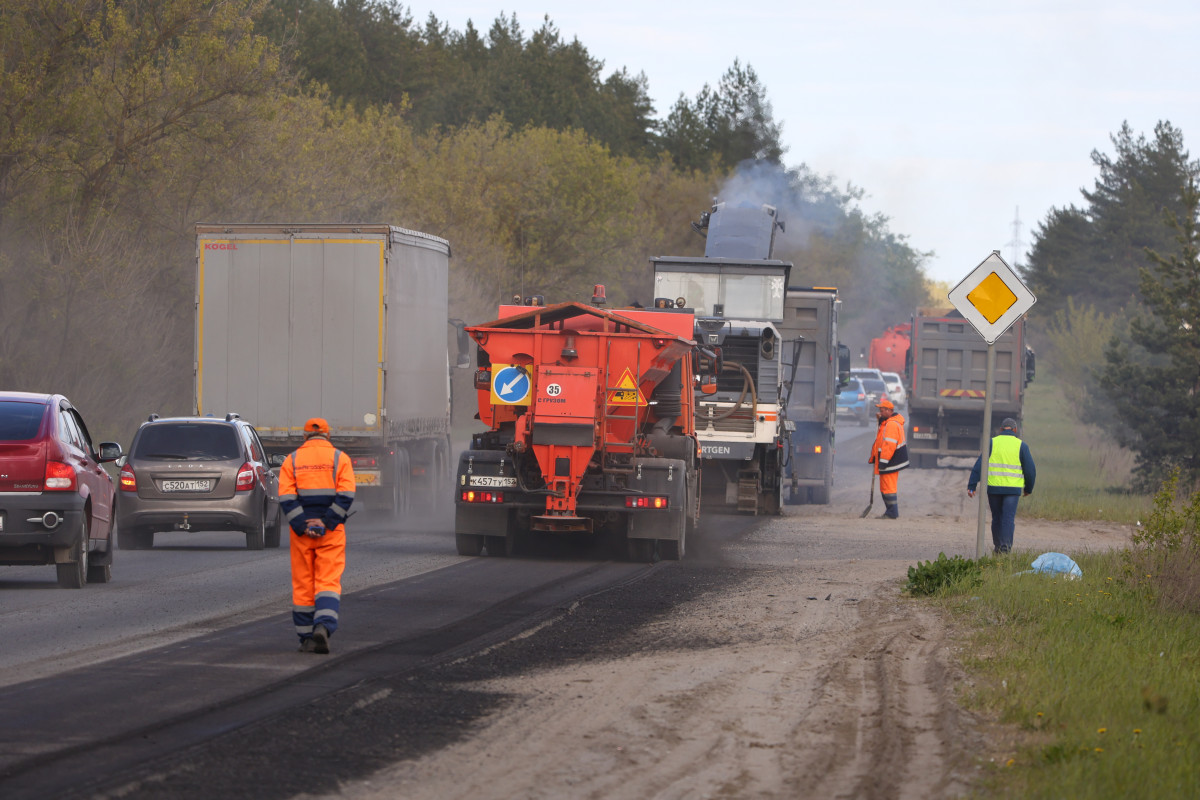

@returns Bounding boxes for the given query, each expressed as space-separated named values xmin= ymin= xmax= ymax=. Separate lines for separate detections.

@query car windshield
xmin=135 ymin=424 xmax=241 ymax=460
xmin=861 ymin=379 xmax=888 ymax=393
xmin=0 ymin=400 xmax=46 ymax=441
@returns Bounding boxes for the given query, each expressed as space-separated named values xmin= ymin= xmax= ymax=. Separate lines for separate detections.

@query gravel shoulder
xmin=321 ymin=450 xmax=1131 ymax=800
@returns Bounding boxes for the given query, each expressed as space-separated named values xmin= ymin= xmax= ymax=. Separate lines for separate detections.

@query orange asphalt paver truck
xmin=454 ymin=292 xmax=702 ymax=561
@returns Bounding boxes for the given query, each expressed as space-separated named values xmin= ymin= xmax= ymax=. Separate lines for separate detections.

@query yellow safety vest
xmin=987 ymin=435 xmax=1024 ymax=489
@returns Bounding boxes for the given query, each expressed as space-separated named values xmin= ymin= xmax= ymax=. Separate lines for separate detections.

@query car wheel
xmin=56 ymin=515 xmax=89 ymax=589
xmin=265 ymin=506 xmax=283 ymax=548
xmin=246 ymin=512 xmax=266 ymax=550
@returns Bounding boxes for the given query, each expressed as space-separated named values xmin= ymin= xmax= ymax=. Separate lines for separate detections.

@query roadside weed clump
xmin=940 ymin=549 xmax=1200 ymax=799
xmin=1124 ymin=470 xmax=1200 ymax=614
xmin=904 ymin=552 xmax=987 ymax=596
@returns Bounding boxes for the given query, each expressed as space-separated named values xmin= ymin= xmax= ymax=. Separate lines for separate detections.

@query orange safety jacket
xmin=278 ymin=437 xmax=356 ymax=534
xmin=870 ymin=413 xmax=909 ymax=474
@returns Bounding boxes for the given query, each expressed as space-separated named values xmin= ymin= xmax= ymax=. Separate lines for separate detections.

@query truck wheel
xmin=811 ymin=461 xmax=832 ymax=504
xmin=485 ymin=533 xmax=514 ymax=557
xmin=626 ymin=537 xmax=657 ymax=563
xmin=659 ymin=499 xmax=687 ymax=561
xmin=56 ymin=517 xmax=89 ymax=589
xmin=455 ymin=533 xmax=483 ymax=556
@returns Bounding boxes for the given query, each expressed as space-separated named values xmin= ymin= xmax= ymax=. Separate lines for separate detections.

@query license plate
xmin=354 ymin=470 xmax=381 ymax=486
xmin=161 ymin=480 xmax=212 ymax=492
xmin=912 ymin=432 xmax=937 ymax=440
xmin=469 ymin=475 xmax=517 ymax=488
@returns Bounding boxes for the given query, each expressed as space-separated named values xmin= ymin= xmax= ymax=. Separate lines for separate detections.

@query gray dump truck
xmin=194 ymin=223 xmax=467 ymax=514
xmin=778 ymin=287 xmax=849 ymax=504
xmin=903 ymin=310 xmax=1035 ymax=467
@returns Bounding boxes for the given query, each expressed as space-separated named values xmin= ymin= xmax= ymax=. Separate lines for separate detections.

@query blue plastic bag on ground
xmin=1028 ymin=552 xmax=1082 ymax=580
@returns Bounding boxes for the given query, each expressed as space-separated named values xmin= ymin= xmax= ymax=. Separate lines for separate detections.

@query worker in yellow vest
xmin=967 ymin=418 xmax=1036 ymax=553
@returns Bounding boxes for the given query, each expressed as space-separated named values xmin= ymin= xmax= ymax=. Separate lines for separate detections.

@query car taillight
xmin=119 ymin=464 xmax=137 ymax=492
xmin=236 ymin=462 xmax=256 ymax=491
xmin=625 ymin=496 xmax=669 ymax=509
xmin=44 ymin=461 xmax=76 ymax=491
xmin=857 ymin=393 xmax=865 ymax=400
xmin=461 ymin=490 xmax=503 ymax=503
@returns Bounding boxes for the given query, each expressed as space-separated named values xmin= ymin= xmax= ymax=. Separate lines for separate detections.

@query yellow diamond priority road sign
xmin=947 ymin=251 xmax=1036 ymax=344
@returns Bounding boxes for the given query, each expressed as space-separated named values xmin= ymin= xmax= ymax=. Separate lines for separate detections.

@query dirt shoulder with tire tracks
xmin=321 ymin=458 xmax=1129 ymax=800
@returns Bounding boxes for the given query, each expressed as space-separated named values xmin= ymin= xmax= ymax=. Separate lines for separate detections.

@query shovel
xmin=860 ymin=473 xmax=875 ymax=518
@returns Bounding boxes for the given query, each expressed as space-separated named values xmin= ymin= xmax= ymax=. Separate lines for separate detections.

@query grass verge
xmin=933 ymin=550 xmax=1200 ymax=799
xmin=1018 ymin=378 xmax=1151 ymax=524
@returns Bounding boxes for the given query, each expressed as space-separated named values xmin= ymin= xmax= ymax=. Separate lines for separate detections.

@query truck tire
xmin=627 ymin=537 xmax=657 ymax=562
xmin=455 ymin=533 xmax=484 ymax=556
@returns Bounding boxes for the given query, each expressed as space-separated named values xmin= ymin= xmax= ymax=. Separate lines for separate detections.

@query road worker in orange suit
xmin=278 ymin=418 xmax=356 ymax=654
xmin=868 ymin=398 xmax=909 ymax=519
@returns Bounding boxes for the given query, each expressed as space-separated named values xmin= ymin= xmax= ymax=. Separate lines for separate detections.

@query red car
xmin=0 ymin=392 xmax=123 ymax=587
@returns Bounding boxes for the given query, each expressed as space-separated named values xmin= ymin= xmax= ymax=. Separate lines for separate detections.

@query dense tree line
xmin=1024 ymin=121 xmax=1200 ymax=490
xmin=0 ymin=0 xmax=930 ymax=442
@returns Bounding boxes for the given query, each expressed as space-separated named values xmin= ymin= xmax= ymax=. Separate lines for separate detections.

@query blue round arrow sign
xmin=492 ymin=366 xmax=531 ymax=404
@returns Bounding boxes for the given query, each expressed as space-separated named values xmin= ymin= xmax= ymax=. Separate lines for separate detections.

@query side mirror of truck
xmin=450 ymin=319 xmax=472 ymax=368
xmin=836 ymin=343 xmax=851 ymax=389
xmin=1025 ymin=347 xmax=1036 ymax=387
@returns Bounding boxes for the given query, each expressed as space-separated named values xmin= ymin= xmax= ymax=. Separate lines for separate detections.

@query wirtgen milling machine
xmin=651 ymin=202 xmax=797 ymax=515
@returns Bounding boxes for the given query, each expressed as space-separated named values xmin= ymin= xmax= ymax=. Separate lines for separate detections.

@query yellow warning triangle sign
xmin=607 ymin=368 xmax=647 ymax=405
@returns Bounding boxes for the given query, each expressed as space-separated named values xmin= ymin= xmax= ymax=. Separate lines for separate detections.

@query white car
xmin=881 ymin=371 xmax=907 ymax=408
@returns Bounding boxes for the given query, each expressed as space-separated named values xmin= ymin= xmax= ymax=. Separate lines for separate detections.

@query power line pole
xmin=1007 ymin=206 xmax=1025 ymax=270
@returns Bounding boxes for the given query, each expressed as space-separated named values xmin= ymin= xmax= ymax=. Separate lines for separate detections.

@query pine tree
xmin=1100 ymin=177 xmax=1200 ymax=490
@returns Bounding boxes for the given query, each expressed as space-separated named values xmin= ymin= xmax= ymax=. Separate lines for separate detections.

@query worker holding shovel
xmin=864 ymin=398 xmax=909 ymax=519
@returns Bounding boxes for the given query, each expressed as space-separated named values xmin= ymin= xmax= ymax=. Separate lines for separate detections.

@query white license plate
xmin=161 ymin=480 xmax=212 ymax=492
xmin=469 ymin=475 xmax=517 ymax=488
xmin=912 ymin=432 xmax=938 ymax=440
xmin=354 ymin=470 xmax=381 ymax=486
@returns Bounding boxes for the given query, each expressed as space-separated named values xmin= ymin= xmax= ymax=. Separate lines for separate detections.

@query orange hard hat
xmin=875 ymin=398 xmax=894 ymax=410
xmin=304 ymin=417 xmax=330 ymax=436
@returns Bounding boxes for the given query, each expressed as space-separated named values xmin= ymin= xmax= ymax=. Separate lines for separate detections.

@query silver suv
xmin=115 ymin=414 xmax=281 ymax=550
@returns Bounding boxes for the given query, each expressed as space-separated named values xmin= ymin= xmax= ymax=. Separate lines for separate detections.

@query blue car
xmin=837 ymin=377 xmax=871 ymax=426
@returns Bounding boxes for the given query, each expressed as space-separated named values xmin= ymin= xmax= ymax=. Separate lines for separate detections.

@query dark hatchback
xmin=116 ymin=414 xmax=281 ymax=550
xmin=0 ymin=392 xmax=123 ymax=588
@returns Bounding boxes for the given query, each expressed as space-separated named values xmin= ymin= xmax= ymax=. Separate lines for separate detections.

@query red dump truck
xmin=453 ymin=292 xmax=701 ymax=561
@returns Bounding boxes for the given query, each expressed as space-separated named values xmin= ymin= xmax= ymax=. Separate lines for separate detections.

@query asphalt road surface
xmin=0 ymin=417 xmax=1128 ymax=799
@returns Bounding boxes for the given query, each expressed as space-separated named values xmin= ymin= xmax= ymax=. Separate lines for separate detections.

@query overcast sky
xmin=406 ymin=1 xmax=1200 ymax=285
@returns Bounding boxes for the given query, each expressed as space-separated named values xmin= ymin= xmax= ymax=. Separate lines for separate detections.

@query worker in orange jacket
xmin=278 ymin=418 xmax=356 ymax=654
xmin=868 ymin=398 xmax=909 ymax=519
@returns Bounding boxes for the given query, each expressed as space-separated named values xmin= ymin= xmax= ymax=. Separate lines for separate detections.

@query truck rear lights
xmin=119 ymin=464 xmax=138 ymax=492
xmin=625 ymin=496 xmax=668 ymax=509
xmin=235 ymin=462 xmax=256 ymax=491
xmin=813 ymin=444 xmax=823 ymax=454
xmin=44 ymin=461 xmax=76 ymax=491
xmin=352 ymin=456 xmax=378 ymax=467
xmin=461 ymin=490 xmax=504 ymax=503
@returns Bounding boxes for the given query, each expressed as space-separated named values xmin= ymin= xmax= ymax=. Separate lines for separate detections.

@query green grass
xmin=937 ymin=550 xmax=1200 ymax=799
xmin=1019 ymin=379 xmax=1152 ymax=524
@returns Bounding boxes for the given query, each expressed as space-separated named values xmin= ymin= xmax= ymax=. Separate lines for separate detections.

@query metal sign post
xmin=947 ymin=251 xmax=1036 ymax=559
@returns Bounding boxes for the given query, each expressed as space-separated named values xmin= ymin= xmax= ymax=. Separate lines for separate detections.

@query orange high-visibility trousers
xmin=878 ymin=471 xmax=899 ymax=508
xmin=290 ymin=526 xmax=346 ymax=638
